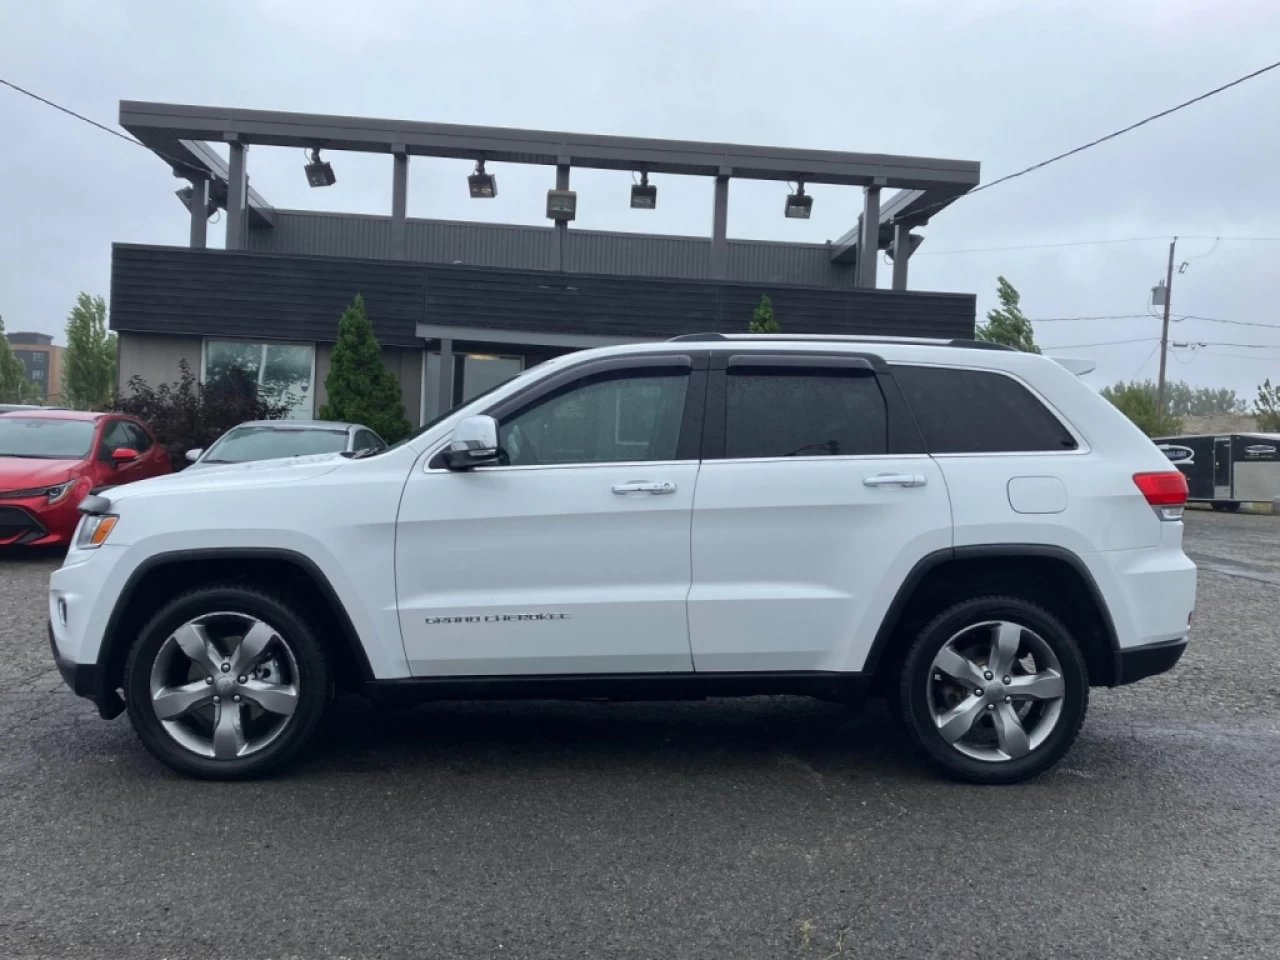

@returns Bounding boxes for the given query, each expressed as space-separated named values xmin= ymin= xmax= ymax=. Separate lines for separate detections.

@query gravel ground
xmin=1 ymin=510 xmax=1278 ymax=960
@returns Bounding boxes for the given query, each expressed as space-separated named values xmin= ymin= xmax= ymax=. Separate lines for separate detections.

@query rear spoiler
xmin=1048 ymin=355 xmax=1097 ymax=376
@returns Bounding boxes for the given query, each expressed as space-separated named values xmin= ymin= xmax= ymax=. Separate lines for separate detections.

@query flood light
xmin=784 ymin=182 xmax=812 ymax=219
xmin=547 ymin=188 xmax=577 ymax=222
xmin=175 ymin=185 xmax=218 ymax=219
xmin=468 ymin=160 xmax=497 ymax=198
xmin=630 ymin=172 xmax=657 ymax=209
xmin=304 ymin=149 xmax=336 ymax=187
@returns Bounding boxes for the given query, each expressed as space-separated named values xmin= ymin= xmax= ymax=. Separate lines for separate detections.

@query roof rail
xmin=946 ymin=338 xmax=1015 ymax=351
xmin=666 ymin=333 xmax=1019 ymax=352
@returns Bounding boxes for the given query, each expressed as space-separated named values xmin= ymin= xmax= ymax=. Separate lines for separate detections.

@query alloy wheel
xmin=148 ymin=612 xmax=300 ymax=760
xmin=926 ymin=620 xmax=1066 ymax=762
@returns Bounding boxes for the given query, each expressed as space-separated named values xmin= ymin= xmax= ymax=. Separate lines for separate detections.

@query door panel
xmin=396 ymin=462 xmax=698 ymax=675
xmin=688 ymin=456 xmax=950 ymax=672
xmin=395 ymin=357 xmax=705 ymax=677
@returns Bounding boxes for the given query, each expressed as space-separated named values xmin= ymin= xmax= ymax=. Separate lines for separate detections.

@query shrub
xmin=115 ymin=360 xmax=290 ymax=469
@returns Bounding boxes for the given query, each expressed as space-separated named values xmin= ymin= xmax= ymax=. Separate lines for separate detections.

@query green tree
xmin=1255 ymin=378 xmax=1280 ymax=432
xmin=749 ymin=295 xmax=780 ymax=333
xmin=976 ymin=276 xmax=1040 ymax=353
xmin=318 ymin=294 xmax=411 ymax=442
xmin=1105 ymin=379 xmax=1246 ymax=418
xmin=61 ymin=293 xmax=116 ymax=410
xmin=0 ymin=315 xmax=40 ymax=404
xmin=1099 ymin=381 xmax=1182 ymax=437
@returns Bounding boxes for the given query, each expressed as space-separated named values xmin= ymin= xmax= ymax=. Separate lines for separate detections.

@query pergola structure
xmin=120 ymin=101 xmax=980 ymax=291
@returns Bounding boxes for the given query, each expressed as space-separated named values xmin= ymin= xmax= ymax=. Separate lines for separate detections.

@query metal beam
xmin=859 ymin=186 xmax=881 ymax=288
xmin=711 ymin=175 xmax=729 ymax=280
xmin=416 ymin=324 xmax=652 ymax=348
xmin=437 ymin=338 xmax=454 ymax=415
xmin=225 ymin=141 xmax=248 ymax=250
xmin=187 ymin=177 xmax=208 ymax=249
xmin=120 ymin=100 xmax=980 ymax=190
xmin=891 ymin=222 xmax=910 ymax=291
xmin=554 ymin=162 xmax=570 ymax=271
xmin=391 ymin=150 xmax=408 ymax=259
xmin=830 ymin=186 xmax=959 ymax=264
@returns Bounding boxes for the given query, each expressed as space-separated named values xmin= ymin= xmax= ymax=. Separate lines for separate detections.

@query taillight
xmin=1134 ymin=471 xmax=1188 ymax=521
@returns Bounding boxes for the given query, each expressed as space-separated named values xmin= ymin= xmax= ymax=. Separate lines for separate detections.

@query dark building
xmin=112 ymin=101 xmax=981 ymax=425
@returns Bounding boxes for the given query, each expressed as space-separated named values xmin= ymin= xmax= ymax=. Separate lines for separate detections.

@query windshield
xmin=0 ymin=418 xmax=96 ymax=459
xmin=202 ymin=425 xmax=347 ymax=463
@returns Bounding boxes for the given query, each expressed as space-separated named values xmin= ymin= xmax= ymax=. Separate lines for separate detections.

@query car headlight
xmin=46 ymin=481 xmax=74 ymax=504
xmin=75 ymin=514 xmax=119 ymax=549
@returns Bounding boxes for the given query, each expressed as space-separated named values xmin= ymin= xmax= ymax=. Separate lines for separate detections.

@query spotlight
xmin=304 ymin=148 xmax=336 ymax=187
xmin=546 ymin=188 xmax=577 ymax=222
xmin=887 ymin=232 xmax=924 ymax=261
xmin=468 ymin=160 xmax=497 ymax=198
xmin=784 ymin=182 xmax=812 ymax=219
xmin=630 ymin=171 xmax=657 ymax=209
xmin=175 ymin=185 xmax=218 ymax=219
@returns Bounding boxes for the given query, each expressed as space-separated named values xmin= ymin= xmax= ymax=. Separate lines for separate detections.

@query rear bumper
xmin=1115 ymin=636 xmax=1187 ymax=685
xmin=49 ymin=621 xmax=124 ymax=719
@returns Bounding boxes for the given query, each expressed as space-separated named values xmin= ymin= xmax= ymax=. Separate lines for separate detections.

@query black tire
xmin=1210 ymin=501 xmax=1241 ymax=513
xmin=124 ymin=584 xmax=330 ymax=780
xmin=895 ymin=596 xmax=1088 ymax=785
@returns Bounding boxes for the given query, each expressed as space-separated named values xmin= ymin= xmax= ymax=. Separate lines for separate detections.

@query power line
xmin=1045 ymin=337 xmax=1280 ymax=350
xmin=1030 ymin=312 xmax=1280 ymax=329
xmin=890 ymin=58 xmax=1280 ymax=226
xmin=1031 ymin=314 xmax=1152 ymax=323
xmin=918 ymin=234 xmax=1280 ymax=257
xmin=0 ymin=76 xmax=202 ymax=176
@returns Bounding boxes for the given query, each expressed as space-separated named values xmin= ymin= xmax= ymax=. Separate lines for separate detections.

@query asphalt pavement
xmin=1 ymin=510 xmax=1278 ymax=959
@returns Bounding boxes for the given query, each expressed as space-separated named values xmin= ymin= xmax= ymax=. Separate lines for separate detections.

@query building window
xmin=202 ymin=340 xmax=315 ymax=418
xmin=423 ymin=351 xmax=524 ymax=422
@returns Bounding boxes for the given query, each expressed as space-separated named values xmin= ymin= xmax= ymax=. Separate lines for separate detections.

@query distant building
xmin=5 ymin=332 xmax=64 ymax=402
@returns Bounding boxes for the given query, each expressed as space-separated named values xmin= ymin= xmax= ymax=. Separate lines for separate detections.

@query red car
xmin=0 ymin=410 xmax=171 ymax=546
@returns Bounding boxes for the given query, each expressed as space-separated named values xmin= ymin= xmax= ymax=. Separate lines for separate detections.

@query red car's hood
xmin=0 ymin=456 xmax=81 ymax=493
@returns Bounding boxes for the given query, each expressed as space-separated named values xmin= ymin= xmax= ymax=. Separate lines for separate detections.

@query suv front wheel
xmin=897 ymin=596 xmax=1088 ymax=785
xmin=123 ymin=585 xmax=330 ymax=779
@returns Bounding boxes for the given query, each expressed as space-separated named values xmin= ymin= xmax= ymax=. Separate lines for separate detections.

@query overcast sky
xmin=2 ymin=0 xmax=1279 ymax=397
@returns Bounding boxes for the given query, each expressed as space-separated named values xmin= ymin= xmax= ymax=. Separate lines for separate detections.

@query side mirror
xmin=444 ymin=415 xmax=500 ymax=470
xmin=110 ymin=447 xmax=139 ymax=466
xmin=185 ymin=448 xmax=203 ymax=463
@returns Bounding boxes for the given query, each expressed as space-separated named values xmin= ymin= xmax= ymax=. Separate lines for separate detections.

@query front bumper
xmin=1115 ymin=636 xmax=1188 ymax=685
xmin=49 ymin=621 xmax=124 ymax=719
xmin=0 ymin=494 xmax=79 ymax=546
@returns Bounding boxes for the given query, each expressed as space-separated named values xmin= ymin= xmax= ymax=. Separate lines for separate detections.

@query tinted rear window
xmin=725 ymin=369 xmax=887 ymax=458
xmin=892 ymin=365 xmax=1077 ymax=453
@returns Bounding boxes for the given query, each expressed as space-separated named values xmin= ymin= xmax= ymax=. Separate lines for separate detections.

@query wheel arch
xmin=98 ymin=548 xmax=375 ymax=699
xmin=866 ymin=544 xmax=1121 ymax=688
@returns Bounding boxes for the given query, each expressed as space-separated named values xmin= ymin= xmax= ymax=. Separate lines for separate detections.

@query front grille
xmin=0 ymin=506 xmax=46 ymax=544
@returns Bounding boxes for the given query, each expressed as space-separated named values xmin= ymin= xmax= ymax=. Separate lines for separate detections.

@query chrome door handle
xmin=612 ymin=481 xmax=676 ymax=495
xmin=863 ymin=473 xmax=927 ymax=488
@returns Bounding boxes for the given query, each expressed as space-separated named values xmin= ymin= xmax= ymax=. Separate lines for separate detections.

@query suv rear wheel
xmin=897 ymin=596 xmax=1088 ymax=784
xmin=123 ymin=585 xmax=330 ymax=779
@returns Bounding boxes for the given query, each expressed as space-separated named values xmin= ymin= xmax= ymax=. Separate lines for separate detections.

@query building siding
xmin=247 ymin=210 xmax=856 ymax=287
xmin=111 ymin=244 xmax=975 ymax=346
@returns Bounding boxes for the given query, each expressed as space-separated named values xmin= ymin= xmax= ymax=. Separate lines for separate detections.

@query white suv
xmin=49 ymin=335 xmax=1196 ymax=783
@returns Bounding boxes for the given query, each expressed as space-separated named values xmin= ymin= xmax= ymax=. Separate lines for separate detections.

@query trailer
xmin=1154 ymin=433 xmax=1280 ymax=511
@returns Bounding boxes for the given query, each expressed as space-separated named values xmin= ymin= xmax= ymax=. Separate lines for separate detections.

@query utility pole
xmin=1156 ymin=236 xmax=1177 ymax=417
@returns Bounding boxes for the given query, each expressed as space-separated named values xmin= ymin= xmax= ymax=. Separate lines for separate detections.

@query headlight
xmin=75 ymin=514 xmax=119 ymax=549
xmin=46 ymin=481 xmax=74 ymax=504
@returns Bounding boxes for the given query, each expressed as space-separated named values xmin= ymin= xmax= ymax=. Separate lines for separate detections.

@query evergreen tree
xmin=62 ymin=293 xmax=116 ymax=410
xmin=1099 ymin=381 xmax=1182 ymax=437
xmin=318 ymin=295 xmax=411 ymax=442
xmin=975 ymin=277 xmax=1040 ymax=353
xmin=749 ymin=295 xmax=780 ymax=333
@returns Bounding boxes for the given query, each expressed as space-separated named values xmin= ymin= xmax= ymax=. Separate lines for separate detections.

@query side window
xmin=498 ymin=371 xmax=689 ymax=466
xmin=725 ymin=368 xmax=887 ymax=459
xmin=892 ymin=365 xmax=1078 ymax=453
xmin=98 ymin=421 xmax=131 ymax=459
xmin=123 ymin=422 xmax=152 ymax=452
